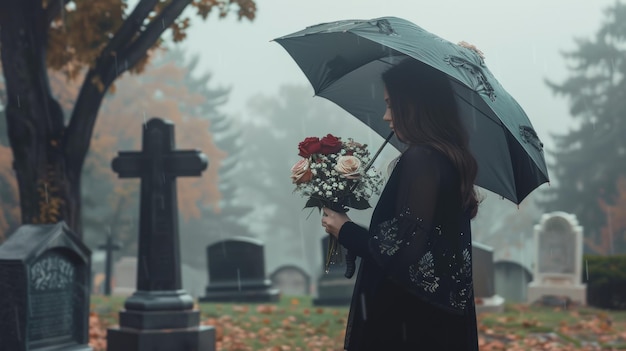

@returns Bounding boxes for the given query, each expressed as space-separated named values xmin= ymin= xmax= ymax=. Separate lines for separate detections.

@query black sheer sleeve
xmin=339 ymin=146 xmax=440 ymax=270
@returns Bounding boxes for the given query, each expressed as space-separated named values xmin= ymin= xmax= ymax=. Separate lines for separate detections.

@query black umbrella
xmin=274 ymin=17 xmax=549 ymax=204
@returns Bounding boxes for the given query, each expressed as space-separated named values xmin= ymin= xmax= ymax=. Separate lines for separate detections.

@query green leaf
xmin=344 ymin=195 xmax=371 ymax=210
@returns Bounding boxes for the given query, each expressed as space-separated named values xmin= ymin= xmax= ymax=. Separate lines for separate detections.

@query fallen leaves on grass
xmin=88 ymin=303 xmax=626 ymax=351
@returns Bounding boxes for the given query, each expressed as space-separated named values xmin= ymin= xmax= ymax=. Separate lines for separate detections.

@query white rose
xmin=334 ymin=155 xmax=362 ymax=179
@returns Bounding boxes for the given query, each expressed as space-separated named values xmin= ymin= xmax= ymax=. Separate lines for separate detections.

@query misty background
xmin=12 ymin=0 xmax=616 ymax=292
xmin=172 ymin=0 xmax=614 ymax=278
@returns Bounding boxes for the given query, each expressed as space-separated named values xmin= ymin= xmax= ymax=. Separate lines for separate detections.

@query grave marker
xmin=200 ymin=237 xmax=279 ymax=302
xmin=0 ymin=222 xmax=91 ymax=351
xmin=527 ymin=211 xmax=587 ymax=305
xmin=106 ymin=118 xmax=214 ymax=351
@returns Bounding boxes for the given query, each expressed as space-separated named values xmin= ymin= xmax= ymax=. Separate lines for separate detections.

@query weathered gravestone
xmin=527 ymin=211 xmax=587 ymax=305
xmin=0 ymin=222 xmax=92 ymax=351
xmin=313 ymin=236 xmax=357 ymax=306
xmin=106 ymin=118 xmax=215 ymax=351
xmin=495 ymin=260 xmax=533 ymax=302
xmin=200 ymin=237 xmax=280 ymax=302
xmin=471 ymin=241 xmax=505 ymax=314
xmin=270 ymin=264 xmax=311 ymax=296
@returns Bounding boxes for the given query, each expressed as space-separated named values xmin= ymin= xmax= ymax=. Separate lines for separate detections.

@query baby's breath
xmin=292 ymin=136 xmax=383 ymax=209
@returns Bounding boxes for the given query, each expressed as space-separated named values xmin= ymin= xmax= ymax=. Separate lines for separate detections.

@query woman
xmin=322 ymin=58 xmax=480 ymax=350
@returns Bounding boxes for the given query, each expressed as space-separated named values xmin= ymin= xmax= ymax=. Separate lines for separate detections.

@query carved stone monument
xmin=527 ymin=211 xmax=587 ymax=305
xmin=0 ymin=222 xmax=92 ymax=351
xmin=200 ymin=237 xmax=280 ymax=302
xmin=494 ymin=260 xmax=533 ymax=302
xmin=106 ymin=118 xmax=215 ymax=351
xmin=270 ymin=264 xmax=311 ymax=296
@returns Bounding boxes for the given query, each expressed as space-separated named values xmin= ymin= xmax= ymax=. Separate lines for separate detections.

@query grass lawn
xmin=89 ymin=295 xmax=626 ymax=350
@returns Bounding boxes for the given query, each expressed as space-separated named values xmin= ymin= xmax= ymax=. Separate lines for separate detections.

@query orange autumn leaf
xmin=46 ymin=0 xmax=256 ymax=81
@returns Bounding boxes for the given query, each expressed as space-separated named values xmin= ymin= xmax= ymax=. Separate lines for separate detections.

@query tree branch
xmin=116 ymin=0 xmax=193 ymax=76
xmin=63 ymin=0 xmax=192 ymax=175
xmin=97 ymin=0 xmax=159 ymax=69
xmin=45 ymin=0 xmax=71 ymax=25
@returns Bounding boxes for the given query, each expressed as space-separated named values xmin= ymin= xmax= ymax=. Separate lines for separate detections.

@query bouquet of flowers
xmin=290 ymin=134 xmax=384 ymax=274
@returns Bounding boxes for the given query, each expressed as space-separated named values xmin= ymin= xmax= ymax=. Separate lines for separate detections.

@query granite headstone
xmin=270 ymin=265 xmax=311 ymax=296
xmin=527 ymin=211 xmax=587 ymax=305
xmin=107 ymin=118 xmax=214 ymax=351
xmin=200 ymin=237 xmax=279 ymax=302
xmin=0 ymin=222 xmax=91 ymax=351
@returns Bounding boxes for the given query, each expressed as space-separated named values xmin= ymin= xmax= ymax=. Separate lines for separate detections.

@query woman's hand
xmin=321 ymin=207 xmax=351 ymax=239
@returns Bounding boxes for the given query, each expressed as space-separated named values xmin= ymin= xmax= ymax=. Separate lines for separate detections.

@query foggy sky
xmin=179 ymin=0 xmax=615 ymax=152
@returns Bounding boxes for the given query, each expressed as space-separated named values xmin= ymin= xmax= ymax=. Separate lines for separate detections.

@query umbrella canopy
xmin=274 ymin=17 xmax=549 ymax=204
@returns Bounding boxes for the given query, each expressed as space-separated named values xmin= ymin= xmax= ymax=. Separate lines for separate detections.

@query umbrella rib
xmin=452 ymin=91 xmax=503 ymax=127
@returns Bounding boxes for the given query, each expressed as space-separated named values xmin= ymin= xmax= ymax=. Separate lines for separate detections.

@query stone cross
xmin=111 ymin=118 xmax=207 ymax=294
xmin=98 ymin=230 xmax=122 ymax=296
xmin=107 ymin=118 xmax=213 ymax=351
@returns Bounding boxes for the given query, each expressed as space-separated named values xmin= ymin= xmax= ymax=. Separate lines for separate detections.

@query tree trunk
xmin=0 ymin=0 xmax=83 ymax=236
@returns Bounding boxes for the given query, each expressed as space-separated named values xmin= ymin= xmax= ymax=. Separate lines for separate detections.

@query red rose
xmin=319 ymin=134 xmax=342 ymax=154
xmin=298 ymin=137 xmax=322 ymax=157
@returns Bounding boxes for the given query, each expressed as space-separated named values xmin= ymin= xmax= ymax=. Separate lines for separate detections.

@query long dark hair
xmin=382 ymin=59 xmax=479 ymax=218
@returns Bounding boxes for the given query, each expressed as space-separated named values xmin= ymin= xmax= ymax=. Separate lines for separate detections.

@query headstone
xmin=313 ymin=236 xmax=357 ymax=306
xmin=527 ymin=211 xmax=587 ymax=305
xmin=112 ymin=256 xmax=137 ymax=296
xmin=200 ymin=237 xmax=280 ymax=302
xmin=494 ymin=260 xmax=533 ymax=302
xmin=106 ymin=118 xmax=215 ymax=351
xmin=471 ymin=242 xmax=505 ymax=314
xmin=270 ymin=265 xmax=311 ymax=296
xmin=0 ymin=222 xmax=92 ymax=351
xmin=98 ymin=231 xmax=122 ymax=295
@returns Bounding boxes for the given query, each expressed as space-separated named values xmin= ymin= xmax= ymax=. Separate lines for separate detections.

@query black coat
xmin=338 ymin=145 xmax=479 ymax=351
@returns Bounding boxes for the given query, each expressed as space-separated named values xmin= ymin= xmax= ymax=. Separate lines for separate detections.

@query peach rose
xmin=290 ymin=158 xmax=313 ymax=184
xmin=335 ymin=155 xmax=362 ymax=179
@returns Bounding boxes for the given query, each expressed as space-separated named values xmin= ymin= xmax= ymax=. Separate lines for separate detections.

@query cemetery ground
xmin=88 ymin=295 xmax=626 ymax=351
